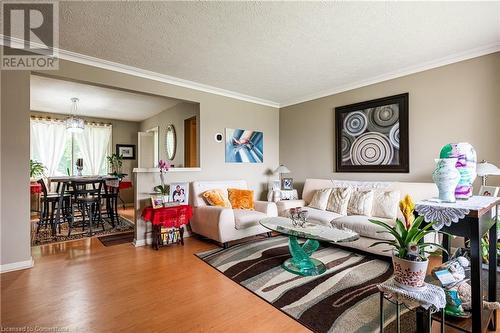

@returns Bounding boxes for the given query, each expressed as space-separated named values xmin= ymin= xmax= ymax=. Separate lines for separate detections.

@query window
xmin=31 ymin=119 xmax=112 ymax=176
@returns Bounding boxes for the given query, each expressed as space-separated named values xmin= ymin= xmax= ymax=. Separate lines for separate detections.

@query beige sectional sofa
xmin=276 ymin=178 xmax=438 ymax=256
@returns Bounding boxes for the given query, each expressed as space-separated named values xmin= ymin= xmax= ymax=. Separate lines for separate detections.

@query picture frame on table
xmin=478 ymin=185 xmax=499 ymax=197
xmin=281 ymin=178 xmax=293 ymax=190
xmin=116 ymin=144 xmax=136 ymax=160
xmin=150 ymin=195 xmax=164 ymax=209
xmin=169 ymin=182 xmax=189 ymax=204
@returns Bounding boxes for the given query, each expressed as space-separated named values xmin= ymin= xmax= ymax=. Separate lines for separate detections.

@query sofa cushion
xmin=331 ymin=215 xmax=395 ymax=241
xmin=308 ymin=188 xmax=332 ymax=210
xmin=202 ymin=189 xmax=231 ymax=208
xmin=233 ymin=209 xmax=267 ymax=230
xmin=372 ymin=190 xmax=400 ymax=219
xmin=347 ymin=190 xmax=374 ymax=216
xmin=303 ymin=207 xmax=343 ymax=226
xmin=228 ymin=188 xmax=254 ymax=210
xmin=326 ymin=187 xmax=353 ymax=215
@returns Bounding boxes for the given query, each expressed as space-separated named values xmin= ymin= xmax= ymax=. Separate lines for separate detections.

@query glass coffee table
xmin=260 ymin=216 xmax=359 ymax=276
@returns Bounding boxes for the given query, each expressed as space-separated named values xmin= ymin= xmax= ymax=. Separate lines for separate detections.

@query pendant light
xmin=65 ymin=97 xmax=84 ymax=133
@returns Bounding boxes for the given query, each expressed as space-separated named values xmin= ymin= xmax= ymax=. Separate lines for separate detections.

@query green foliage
xmin=154 ymin=184 xmax=169 ymax=195
xmin=30 ymin=159 xmax=46 ymax=178
xmin=107 ymin=153 xmax=124 ymax=178
xmin=369 ymin=216 xmax=448 ymax=261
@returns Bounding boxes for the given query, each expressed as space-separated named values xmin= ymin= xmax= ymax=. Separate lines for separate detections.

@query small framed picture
xmin=478 ymin=186 xmax=499 ymax=197
xmin=281 ymin=178 xmax=293 ymax=190
xmin=169 ymin=182 xmax=189 ymax=204
xmin=116 ymin=144 xmax=136 ymax=160
xmin=150 ymin=195 xmax=164 ymax=209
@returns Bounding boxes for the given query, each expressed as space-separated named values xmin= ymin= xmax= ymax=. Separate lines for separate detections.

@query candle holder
xmin=76 ymin=158 xmax=83 ymax=176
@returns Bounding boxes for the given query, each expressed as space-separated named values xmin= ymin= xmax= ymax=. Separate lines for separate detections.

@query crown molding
xmin=280 ymin=42 xmax=500 ymax=108
xmin=0 ymin=35 xmax=280 ymax=108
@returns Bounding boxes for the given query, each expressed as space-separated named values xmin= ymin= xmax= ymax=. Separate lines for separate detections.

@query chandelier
xmin=65 ymin=97 xmax=84 ymax=133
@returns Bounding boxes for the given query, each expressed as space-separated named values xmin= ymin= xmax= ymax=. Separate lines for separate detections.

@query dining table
xmin=47 ymin=175 xmax=120 ymax=236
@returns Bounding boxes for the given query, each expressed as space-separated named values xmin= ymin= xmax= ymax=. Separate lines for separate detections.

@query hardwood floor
xmin=1 ymin=237 xmax=307 ymax=333
xmin=1 ymin=238 xmax=498 ymax=332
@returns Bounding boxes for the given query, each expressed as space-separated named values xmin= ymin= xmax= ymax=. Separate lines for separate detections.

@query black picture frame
xmin=281 ymin=178 xmax=294 ymax=190
xmin=116 ymin=144 xmax=136 ymax=160
xmin=335 ymin=93 xmax=409 ymax=173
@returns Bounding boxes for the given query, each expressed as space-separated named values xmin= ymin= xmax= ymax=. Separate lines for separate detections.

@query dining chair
xmin=70 ymin=179 xmax=104 ymax=236
xmin=36 ymin=179 xmax=71 ymax=235
xmin=101 ymin=179 xmax=120 ymax=228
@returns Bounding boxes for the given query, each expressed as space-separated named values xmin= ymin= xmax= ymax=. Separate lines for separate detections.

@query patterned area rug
xmin=31 ymin=217 xmax=134 ymax=246
xmin=197 ymin=236 xmax=415 ymax=333
xmin=98 ymin=231 xmax=135 ymax=247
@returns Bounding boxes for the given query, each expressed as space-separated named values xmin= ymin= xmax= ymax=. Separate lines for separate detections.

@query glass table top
xmin=260 ymin=217 xmax=359 ymax=243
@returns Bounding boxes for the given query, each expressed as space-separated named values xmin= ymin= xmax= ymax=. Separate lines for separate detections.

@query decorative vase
xmin=392 ymin=255 xmax=429 ymax=289
xmin=439 ymin=143 xmax=477 ymax=199
xmin=432 ymin=158 xmax=460 ymax=203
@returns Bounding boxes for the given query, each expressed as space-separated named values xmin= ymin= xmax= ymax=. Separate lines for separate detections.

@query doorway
xmin=184 ymin=116 xmax=198 ymax=167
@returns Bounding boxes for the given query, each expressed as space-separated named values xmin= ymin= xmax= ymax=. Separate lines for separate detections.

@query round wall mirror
xmin=165 ymin=124 xmax=176 ymax=160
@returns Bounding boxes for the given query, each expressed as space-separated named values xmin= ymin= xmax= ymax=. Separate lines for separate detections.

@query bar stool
xmin=70 ymin=179 xmax=104 ymax=236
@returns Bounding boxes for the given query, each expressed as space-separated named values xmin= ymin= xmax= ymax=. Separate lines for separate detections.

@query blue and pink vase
xmin=439 ymin=143 xmax=477 ymax=199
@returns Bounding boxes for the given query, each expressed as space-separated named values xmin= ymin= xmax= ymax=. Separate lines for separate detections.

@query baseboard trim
xmin=133 ymin=238 xmax=151 ymax=247
xmin=1 ymin=257 xmax=34 ymax=273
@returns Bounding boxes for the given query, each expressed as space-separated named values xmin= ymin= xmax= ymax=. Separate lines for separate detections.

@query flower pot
xmin=439 ymin=142 xmax=477 ymax=199
xmin=392 ymin=255 xmax=429 ymax=289
xmin=432 ymin=158 xmax=460 ymax=203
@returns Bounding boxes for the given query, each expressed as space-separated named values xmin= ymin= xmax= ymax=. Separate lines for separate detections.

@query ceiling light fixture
xmin=65 ymin=97 xmax=84 ymax=133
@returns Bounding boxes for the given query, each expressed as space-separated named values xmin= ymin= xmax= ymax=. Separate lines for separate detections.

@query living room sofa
xmin=190 ymin=180 xmax=278 ymax=247
xmin=276 ymin=178 xmax=438 ymax=256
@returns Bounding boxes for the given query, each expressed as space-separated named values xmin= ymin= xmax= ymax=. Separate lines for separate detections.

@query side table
xmin=415 ymin=196 xmax=499 ymax=333
xmin=378 ymin=277 xmax=446 ymax=333
xmin=268 ymin=189 xmax=299 ymax=202
xmin=141 ymin=205 xmax=193 ymax=250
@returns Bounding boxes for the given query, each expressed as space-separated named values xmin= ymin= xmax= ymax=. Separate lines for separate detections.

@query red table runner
xmin=141 ymin=205 xmax=192 ymax=228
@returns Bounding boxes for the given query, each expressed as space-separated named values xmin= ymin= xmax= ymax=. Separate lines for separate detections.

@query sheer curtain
xmin=30 ymin=119 xmax=68 ymax=176
xmin=77 ymin=125 xmax=112 ymax=175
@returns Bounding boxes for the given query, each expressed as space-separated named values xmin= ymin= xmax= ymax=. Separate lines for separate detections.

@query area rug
xmin=197 ymin=236 xmax=415 ymax=333
xmin=97 ymin=231 xmax=134 ymax=247
xmin=31 ymin=217 xmax=134 ymax=246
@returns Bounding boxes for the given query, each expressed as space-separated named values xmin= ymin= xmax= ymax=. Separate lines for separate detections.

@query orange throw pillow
xmin=202 ymin=189 xmax=231 ymax=208
xmin=227 ymin=188 xmax=255 ymax=210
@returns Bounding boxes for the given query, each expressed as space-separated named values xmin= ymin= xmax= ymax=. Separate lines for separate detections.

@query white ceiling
xmin=56 ymin=1 xmax=500 ymax=107
xmin=30 ymin=75 xmax=183 ymax=121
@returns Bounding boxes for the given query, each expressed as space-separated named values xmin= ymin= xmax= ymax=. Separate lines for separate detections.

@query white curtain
xmin=30 ymin=120 xmax=68 ymax=176
xmin=77 ymin=125 xmax=112 ymax=175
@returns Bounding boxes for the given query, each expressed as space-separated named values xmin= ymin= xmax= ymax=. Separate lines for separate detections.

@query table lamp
xmin=274 ymin=164 xmax=291 ymax=186
xmin=476 ymin=160 xmax=500 ymax=186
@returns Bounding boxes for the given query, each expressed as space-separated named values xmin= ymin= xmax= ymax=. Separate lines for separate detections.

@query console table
xmin=141 ymin=205 xmax=192 ymax=250
xmin=415 ymin=196 xmax=499 ymax=333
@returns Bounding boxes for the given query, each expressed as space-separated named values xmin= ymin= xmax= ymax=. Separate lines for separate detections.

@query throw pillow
xmin=347 ymin=190 xmax=374 ymax=216
xmin=372 ymin=190 xmax=400 ymax=219
xmin=326 ymin=187 xmax=353 ymax=215
xmin=227 ymin=188 xmax=254 ymax=210
xmin=308 ymin=188 xmax=332 ymax=210
xmin=202 ymin=189 xmax=231 ymax=208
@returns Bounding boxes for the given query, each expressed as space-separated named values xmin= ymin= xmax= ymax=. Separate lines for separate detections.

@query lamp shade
xmin=274 ymin=165 xmax=291 ymax=174
xmin=476 ymin=161 xmax=500 ymax=176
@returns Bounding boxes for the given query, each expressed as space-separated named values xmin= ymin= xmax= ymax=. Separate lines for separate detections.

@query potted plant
xmin=153 ymin=160 xmax=170 ymax=204
xmin=107 ymin=153 xmax=126 ymax=179
xmin=369 ymin=194 xmax=448 ymax=289
xmin=30 ymin=159 xmax=46 ymax=181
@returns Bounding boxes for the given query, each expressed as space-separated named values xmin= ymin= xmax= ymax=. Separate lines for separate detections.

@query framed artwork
xmin=150 ymin=195 xmax=164 ymax=209
xmin=335 ymin=93 xmax=409 ymax=173
xmin=281 ymin=177 xmax=293 ymax=190
xmin=225 ymin=128 xmax=263 ymax=163
xmin=478 ymin=186 xmax=499 ymax=197
xmin=116 ymin=144 xmax=136 ymax=160
xmin=169 ymin=182 xmax=189 ymax=204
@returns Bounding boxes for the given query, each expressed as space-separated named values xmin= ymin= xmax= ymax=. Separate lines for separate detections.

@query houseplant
xmin=107 ymin=153 xmax=125 ymax=179
xmin=30 ymin=159 xmax=46 ymax=180
xmin=369 ymin=194 xmax=448 ymax=289
xmin=154 ymin=160 xmax=171 ymax=204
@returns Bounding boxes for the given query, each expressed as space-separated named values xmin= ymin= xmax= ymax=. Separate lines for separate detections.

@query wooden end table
xmin=141 ymin=205 xmax=193 ymax=250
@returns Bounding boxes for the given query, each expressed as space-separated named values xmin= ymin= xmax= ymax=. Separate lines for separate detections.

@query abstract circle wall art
xmin=335 ymin=93 xmax=409 ymax=173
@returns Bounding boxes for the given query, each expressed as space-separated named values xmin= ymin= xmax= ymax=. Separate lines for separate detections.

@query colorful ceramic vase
xmin=432 ymin=158 xmax=460 ymax=203
xmin=439 ymin=143 xmax=477 ymax=199
xmin=392 ymin=255 xmax=429 ymax=289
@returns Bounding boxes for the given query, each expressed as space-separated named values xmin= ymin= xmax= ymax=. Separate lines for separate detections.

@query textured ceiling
xmin=58 ymin=1 xmax=500 ymax=106
xmin=31 ymin=75 xmax=183 ymax=121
